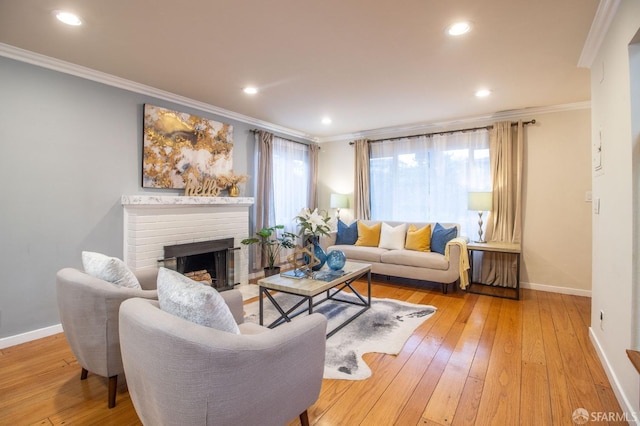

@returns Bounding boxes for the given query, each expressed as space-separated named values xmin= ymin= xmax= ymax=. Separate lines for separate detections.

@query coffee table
xmin=257 ymin=261 xmax=372 ymax=338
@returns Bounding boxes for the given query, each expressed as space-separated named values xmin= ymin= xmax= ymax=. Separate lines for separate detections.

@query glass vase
xmin=304 ymin=236 xmax=326 ymax=271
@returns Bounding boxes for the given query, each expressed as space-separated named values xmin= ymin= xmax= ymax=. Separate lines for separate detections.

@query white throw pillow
xmin=157 ymin=268 xmax=240 ymax=334
xmin=81 ymin=251 xmax=141 ymax=289
xmin=378 ymin=223 xmax=407 ymax=250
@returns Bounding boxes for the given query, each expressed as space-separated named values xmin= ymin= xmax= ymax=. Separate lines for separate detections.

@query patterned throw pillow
xmin=335 ymin=219 xmax=358 ymax=245
xmin=157 ymin=268 xmax=240 ymax=334
xmin=355 ymin=222 xmax=382 ymax=247
xmin=378 ymin=223 xmax=407 ymax=250
xmin=81 ymin=251 xmax=141 ymax=289
xmin=405 ymin=224 xmax=432 ymax=252
xmin=431 ymin=223 xmax=458 ymax=255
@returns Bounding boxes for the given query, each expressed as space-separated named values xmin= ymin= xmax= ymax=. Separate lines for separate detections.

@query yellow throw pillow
xmin=405 ymin=224 xmax=432 ymax=252
xmin=355 ymin=222 xmax=382 ymax=247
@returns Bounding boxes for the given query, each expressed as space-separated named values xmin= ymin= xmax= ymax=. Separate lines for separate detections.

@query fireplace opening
xmin=161 ymin=238 xmax=238 ymax=291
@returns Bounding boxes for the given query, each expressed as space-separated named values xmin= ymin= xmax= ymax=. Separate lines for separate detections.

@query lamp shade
xmin=468 ymin=192 xmax=492 ymax=211
xmin=330 ymin=193 xmax=348 ymax=209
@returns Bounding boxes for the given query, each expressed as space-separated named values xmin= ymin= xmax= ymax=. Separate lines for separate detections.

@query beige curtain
xmin=353 ymin=139 xmax=371 ymax=220
xmin=253 ymin=130 xmax=275 ymax=269
xmin=307 ymin=144 xmax=320 ymax=210
xmin=481 ymin=121 xmax=524 ymax=286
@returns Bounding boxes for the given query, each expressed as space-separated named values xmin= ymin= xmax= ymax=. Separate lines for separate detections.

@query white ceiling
xmin=0 ymin=0 xmax=599 ymax=140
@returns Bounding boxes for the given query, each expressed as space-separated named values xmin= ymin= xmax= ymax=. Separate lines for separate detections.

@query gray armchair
xmin=119 ymin=291 xmax=327 ymax=426
xmin=56 ymin=267 xmax=158 ymax=408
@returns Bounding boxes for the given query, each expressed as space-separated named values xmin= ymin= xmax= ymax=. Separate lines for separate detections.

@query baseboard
xmin=0 ymin=324 xmax=63 ymax=350
xmin=520 ymin=281 xmax=592 ymax=297
xmin=589 ymin=327 xmax=640 ymax=423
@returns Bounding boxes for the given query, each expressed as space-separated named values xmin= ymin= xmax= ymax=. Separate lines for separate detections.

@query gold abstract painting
xmin=142 ymin=104 xmax=233 ymax=188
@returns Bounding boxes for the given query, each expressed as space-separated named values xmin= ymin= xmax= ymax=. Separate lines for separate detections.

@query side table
xmin=466 ymin=241 xmax=521 ymax=300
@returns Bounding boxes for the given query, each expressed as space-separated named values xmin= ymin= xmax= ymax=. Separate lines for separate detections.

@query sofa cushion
xmin=378 ymin=222 xmax=407 ymax=250
xmin=81 ymin=251 xmax=141 ymax=289
xmin=157 ymin=268 xmax=240 ymax=334
xmin=335 ymin=219 xmax=358 ymax=245
xmin=380 ymin=249 xmax=450 ymax=270
xmin=431 ymin=223 xmax=458 ymax=255
xmin=405 ymin=224 xmax=432 ymax=252
xmin=355 ymin=221 xmax=381 ymax=247
xmin=328 ymin=244 xmax=387 ymax=263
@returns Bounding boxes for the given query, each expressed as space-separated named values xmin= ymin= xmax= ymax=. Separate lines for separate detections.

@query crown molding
xmin=1 ymin=42 xmax=591 ymax=145
xmin=319 ymin=101 xmax=591 ymax=143
xmin=578 ymin=0 xmax=621 ymax=68
xmin=0 ymin=43 xmax=317 ymax=142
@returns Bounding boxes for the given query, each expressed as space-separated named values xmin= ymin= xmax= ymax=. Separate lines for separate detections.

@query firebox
xmin=160 ymin=238 xmax=239 ymax=291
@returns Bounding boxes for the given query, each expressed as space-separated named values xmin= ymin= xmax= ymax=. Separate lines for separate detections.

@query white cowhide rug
xmin=243 ymin=291 xmax=436 ymax=380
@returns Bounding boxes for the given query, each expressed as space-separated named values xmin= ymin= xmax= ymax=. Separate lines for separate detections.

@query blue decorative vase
xmin=304 ymin=237 xmax=326 ymax=271
xmin=326 ymin=250 xmax=346 ymax=271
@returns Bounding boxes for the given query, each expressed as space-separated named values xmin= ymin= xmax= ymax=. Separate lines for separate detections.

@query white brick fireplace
xmin=121 ymin=195 xmax=254 ymax=285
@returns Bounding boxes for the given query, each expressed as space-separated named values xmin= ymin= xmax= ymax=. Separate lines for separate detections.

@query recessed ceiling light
xmin=54 ymin=10 xmax=83 ymax=26
xmin=243 ymin=87 xmax=258 ymax=95
xmin=475 ymin=89 xmax=491 ymax=98
xmin=322 ymin=117 xmax=332 ymax=125
xmin=447 ymin=22 xmax=471 ymax=36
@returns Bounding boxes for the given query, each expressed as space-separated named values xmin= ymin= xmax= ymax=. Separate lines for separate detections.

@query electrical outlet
xmin=600 ymin=310 xmax=604 ymax=331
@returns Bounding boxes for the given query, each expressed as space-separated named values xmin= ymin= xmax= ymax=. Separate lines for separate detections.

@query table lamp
xmin=468 ymin=192 xmax=492 ymax=243
xmin=330 ymin=193 xmax=348 ymax=220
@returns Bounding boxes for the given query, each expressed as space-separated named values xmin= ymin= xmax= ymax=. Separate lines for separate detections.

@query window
xmin=369 ymin=129 xmax=490 ymax=237
xmin=272 ymin=136 xmax=310 ymax=235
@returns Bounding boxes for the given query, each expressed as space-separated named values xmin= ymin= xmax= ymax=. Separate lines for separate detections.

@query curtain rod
xmin=249 ymin=129 xmax=318 ymax=147
xmin=349 ymin=119 xmax=536 ymax=145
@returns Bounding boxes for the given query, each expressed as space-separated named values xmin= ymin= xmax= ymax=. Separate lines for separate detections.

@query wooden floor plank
xmin=561 ymin=293 xmax=610 ymax=387
xmin=520 ymin=361 xmax=552 ymax=426
xmin=548 ymin=293 xmax=606 ymax=416
xmin=595 ymin=384 xmax=629 ymax=425
xmin=519 ymin=290 xmax=552 ymax=426
xmin=422 ymin=296 xmax=490 ymax=425
xmin=393 ymin=297 xmax=474 ymax=425
xmin=537 ymin=290 xmax=576 ymax=425
xmin=468 ymin=297 xmax=501 ymax=381
xmin=358 ymin=330 xmax=446 ymax=424
xmin=474 ymin=297 xmax=522 ymax=425
xmin=521 ymin=289 xmax=545 ymax=365
xmin=396 ymin=320 xmax=466 ymax=425
xmin=0 ymin=282 xmax=626 ymax=426
xmin=451 ymin=376 xmax=484 ymax=426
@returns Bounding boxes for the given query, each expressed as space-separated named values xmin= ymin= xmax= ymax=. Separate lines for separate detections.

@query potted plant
xmin=241 ymin=225 xmax=297 ymax=277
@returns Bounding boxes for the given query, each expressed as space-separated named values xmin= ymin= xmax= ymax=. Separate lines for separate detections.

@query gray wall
xmin=0 ymin=56 xmax=257 ymax=338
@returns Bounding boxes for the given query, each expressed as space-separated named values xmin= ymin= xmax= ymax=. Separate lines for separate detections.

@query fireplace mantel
xmin=121 ymin=195 xmax=254 ymax=207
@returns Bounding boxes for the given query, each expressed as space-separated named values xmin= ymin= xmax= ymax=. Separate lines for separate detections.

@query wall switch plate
xmin=593 ymin=198 xmax=600 ymax=214
xmin=585 ymin=191 xmax=592 ymax=202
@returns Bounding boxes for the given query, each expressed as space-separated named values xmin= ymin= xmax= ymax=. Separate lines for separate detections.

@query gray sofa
xmin=321 ymin=221 xmax=466 ymax=293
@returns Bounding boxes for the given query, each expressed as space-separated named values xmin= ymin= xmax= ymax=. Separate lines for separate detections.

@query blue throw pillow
xmin=431 ymin=223 xmax=458 ymax=254
xmin=335 ymin=220 xmax=358 ymax=245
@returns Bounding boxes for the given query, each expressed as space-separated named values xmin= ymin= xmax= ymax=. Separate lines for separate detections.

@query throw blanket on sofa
xmin=446 ymin=238 xmax=470 ymax=289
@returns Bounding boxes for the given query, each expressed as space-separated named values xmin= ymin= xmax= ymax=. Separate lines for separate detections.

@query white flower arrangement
xmin=295 ymin=208 xmax=331 ymax=239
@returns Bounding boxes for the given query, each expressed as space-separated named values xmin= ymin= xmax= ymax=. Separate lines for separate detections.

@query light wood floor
xmin=0 ymin=278 xmax=626 ymax=425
